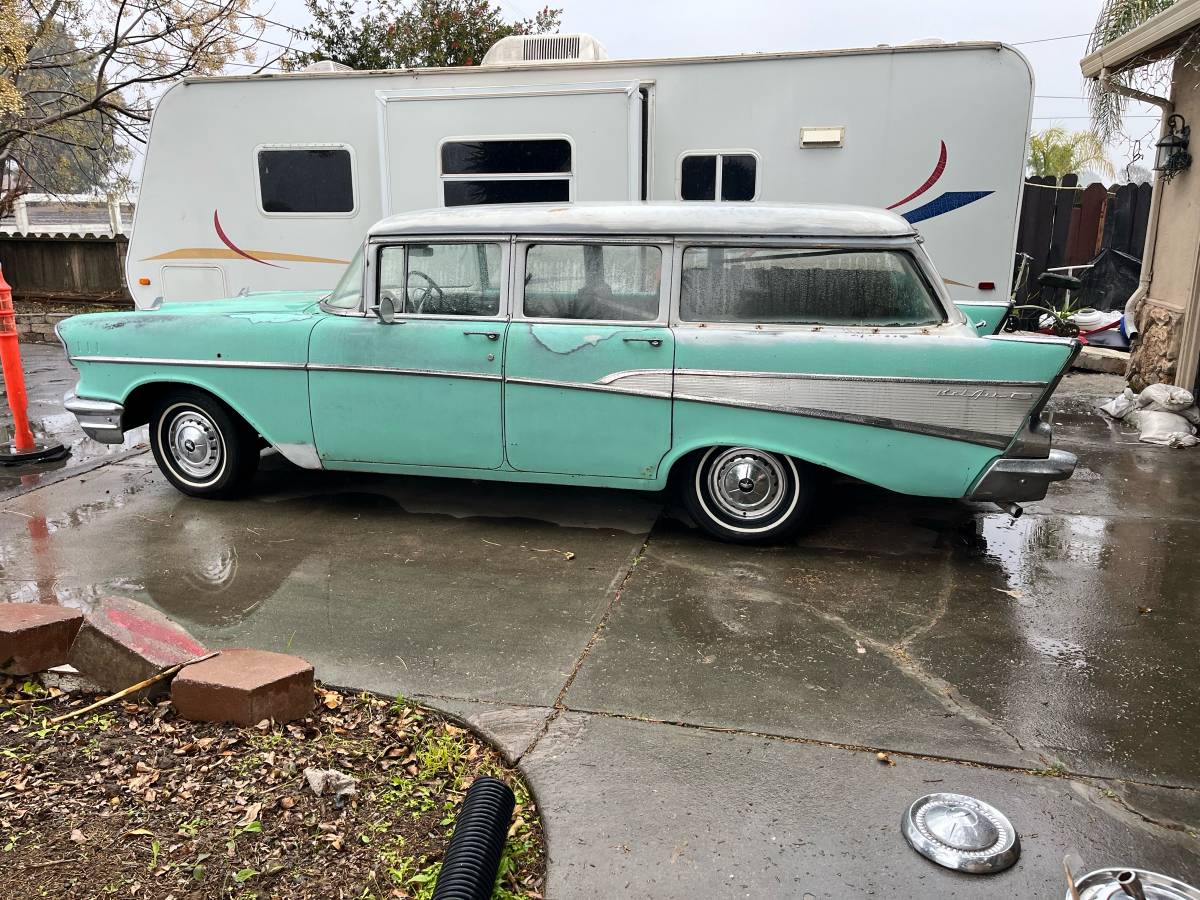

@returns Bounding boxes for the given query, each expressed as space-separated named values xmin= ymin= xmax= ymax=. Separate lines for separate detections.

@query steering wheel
xmin=407 ymin=270 xmax=444 ymax=314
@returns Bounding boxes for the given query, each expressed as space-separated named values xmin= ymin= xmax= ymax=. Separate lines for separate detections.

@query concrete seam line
xmin=0 ymin=446 xmax=150 ymax=504
xmin=517 ymin=526 xmax=657 ymax=763
xmin=558 ymin=703 xmax=1200 ymax=794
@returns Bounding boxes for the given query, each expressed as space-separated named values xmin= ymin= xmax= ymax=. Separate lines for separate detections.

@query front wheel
xmin=149 ymin=390 xmax=258 ymax=498
xmin=681 ymin=446 xmax=815 ymax=544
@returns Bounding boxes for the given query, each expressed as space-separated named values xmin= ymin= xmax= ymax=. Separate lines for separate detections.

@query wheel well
xmin=122 ymin=383 xmax=258 ymax=441
xmin=664 ymin=444 xmax=830 ymax=489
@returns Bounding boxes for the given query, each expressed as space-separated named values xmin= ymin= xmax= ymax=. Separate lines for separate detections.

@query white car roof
xmin=368 ymin=202 xmax=917 ymax=239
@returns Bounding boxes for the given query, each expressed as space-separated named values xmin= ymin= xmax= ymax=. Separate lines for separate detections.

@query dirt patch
xmin=0 ymin=679 xmax=545 ymax=899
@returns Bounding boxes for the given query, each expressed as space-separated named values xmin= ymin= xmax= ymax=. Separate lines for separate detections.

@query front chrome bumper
xmin=64 ymin=392 xmax=125 ymax=443
xmin=966 ymin=449 xmax=1078 ymax=503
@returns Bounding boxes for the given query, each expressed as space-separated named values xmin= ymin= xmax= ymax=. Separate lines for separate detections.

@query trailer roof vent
xmin=301 ymin=59 xmax=352 ymax=72
xmin=482 ymin=33 xmax=608 ymax=66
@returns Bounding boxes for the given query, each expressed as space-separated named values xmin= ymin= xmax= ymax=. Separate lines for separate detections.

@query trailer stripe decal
xmin=902 ymin=191 xmax=995 ymax=225
xmin=213 ymin=210 xmax=285 ymax=268
xmin=887 ymin=140 xmax=947 ymax=210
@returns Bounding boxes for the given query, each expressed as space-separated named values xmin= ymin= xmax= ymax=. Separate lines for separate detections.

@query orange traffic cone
xmin=0 ymin=263 xmax=67 ymax=464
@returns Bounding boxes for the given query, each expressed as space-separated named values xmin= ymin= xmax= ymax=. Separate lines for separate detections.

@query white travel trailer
xmin=128 ymin=35 xmax=1033 ymax=312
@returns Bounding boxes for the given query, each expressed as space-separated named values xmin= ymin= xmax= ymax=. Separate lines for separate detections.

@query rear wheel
xmin=681 ymin=446 xmax=815 ymax=544
xmin=149 ymin=390 xmax=258 ymax=498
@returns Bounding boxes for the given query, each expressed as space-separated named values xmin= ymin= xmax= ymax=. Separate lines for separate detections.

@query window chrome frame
xmin=364 ymin=234 xmax=511 ymax=322
xmin=254 ymin=142 xmax=359 ymax=219
xmin=676 ymin=148 xmax=762 ymax=202
xmin=512 ymin=235 xmax=673 ymax=327
xmin=668 ymin=237 xmax=960 ymax=332
xmin=437 ymin=134 xmax=576 ymax=208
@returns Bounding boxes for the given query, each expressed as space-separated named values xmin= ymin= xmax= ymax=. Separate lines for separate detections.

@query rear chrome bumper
xmin=64 ymin=392 xmax=125 ymax=443
xmin=966 ymin=449 xmax=1077 ymax=503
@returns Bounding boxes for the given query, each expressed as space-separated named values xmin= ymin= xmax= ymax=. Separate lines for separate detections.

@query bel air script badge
xmin=937 ymin=388 xmax=1036 ymax=401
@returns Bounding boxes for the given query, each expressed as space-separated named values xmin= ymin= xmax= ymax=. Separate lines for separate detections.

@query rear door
xmin=376 ymin=81 xmax=644 ymax=213
xmin=503 ymin=239 xmax=674 ymax=479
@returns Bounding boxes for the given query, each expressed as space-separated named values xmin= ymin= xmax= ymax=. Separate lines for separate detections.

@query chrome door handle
xmin=623 ymin=338 xmax=663 ymax=347
xmin=463 ymin=331 xmax=500 ymax=341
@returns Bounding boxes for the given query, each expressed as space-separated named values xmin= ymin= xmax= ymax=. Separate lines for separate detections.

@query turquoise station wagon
xmin=60 ymin=203 xmax=1077 ymax=543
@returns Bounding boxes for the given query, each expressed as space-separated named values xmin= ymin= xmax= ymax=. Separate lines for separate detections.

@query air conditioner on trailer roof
xmin=482 ymin=33 xmax=609 ymax=65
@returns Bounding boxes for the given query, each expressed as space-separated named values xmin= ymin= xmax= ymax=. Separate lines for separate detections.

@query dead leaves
xmin=0 ymin=682 xmax=546 ymax=899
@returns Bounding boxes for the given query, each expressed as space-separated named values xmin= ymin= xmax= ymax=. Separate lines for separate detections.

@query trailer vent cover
xmin=482 ymin=34 xmax=608 ymax=66
xmin=301 ymin=59 xmax=352 ymax=73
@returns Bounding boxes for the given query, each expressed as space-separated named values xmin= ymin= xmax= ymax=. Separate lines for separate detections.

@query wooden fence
xmin=0 ymin=233 xmax=130 ymax=301
xmin=1015 ymin=175 xmax=1152 ymax=308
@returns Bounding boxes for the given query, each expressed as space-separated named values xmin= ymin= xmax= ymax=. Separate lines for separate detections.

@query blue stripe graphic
xmin=901 ymin=191 xmax=994 ymax=224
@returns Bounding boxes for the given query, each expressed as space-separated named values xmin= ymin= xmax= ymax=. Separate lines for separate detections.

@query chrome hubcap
xmin=167 ymin=409 xmax=221 ymax=479
xmin=708 ymin=448 xmax=788 ymax=520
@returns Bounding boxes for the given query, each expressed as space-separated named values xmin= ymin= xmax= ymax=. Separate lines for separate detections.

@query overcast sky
xmin=248 ymin=0 xmax=1159 ymax=173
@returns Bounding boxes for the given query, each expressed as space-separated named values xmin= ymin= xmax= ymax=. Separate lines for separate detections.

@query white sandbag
xmin=1129 ymin=408 xmax=1200 ymax=447
xmin=1098 ymin=388 xmax=1137 ymax=420
xmin=1137 ymin=383 xmax=1195 ymax=413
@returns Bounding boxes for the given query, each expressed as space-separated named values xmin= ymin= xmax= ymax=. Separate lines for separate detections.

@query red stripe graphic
xmin=887 ymin=141 xmax=948 ymax=210
xmin=213 ymin=210 xmax=286 ymax=268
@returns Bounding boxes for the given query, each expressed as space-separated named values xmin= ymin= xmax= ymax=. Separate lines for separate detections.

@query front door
xmin=309 ymin=240 xmax=508 ymax=468
xmin=503 ymin=240 xmax=674 ymax=479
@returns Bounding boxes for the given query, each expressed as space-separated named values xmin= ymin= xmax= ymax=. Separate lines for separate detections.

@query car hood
xmin=152 ymin=291 xmax=328 ymax=318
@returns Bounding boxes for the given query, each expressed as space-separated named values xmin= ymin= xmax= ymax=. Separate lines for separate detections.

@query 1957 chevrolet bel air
xmin=59 ymin=203 xmax=1078 ymax=543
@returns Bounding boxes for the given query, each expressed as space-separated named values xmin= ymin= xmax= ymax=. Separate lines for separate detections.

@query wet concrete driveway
xmin=2 ymin=357 xmax=1198 ymax=897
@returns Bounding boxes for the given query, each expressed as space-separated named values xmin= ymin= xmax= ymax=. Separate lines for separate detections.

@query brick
xmin=171 ymin=648 xmax=314 ymax=726
xmin=68 ymin=596 xmax=207 ymax=697
xmin=0 ymin=603 xmax=83 ymax=675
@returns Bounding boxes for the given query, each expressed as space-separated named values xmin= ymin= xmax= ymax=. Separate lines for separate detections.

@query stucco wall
xmin=1130 ymin=62 xmax=1200 ymax=390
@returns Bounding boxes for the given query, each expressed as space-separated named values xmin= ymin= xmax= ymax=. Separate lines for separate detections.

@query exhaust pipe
xmin=1117 ymin=870 xmax=1148 ymax=900
xmin=995 ymin=501 xmax=1023 ymax=519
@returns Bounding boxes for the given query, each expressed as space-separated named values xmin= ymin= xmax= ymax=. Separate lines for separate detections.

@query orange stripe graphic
xmin=142 ymin=248 xmax=350 ymax=265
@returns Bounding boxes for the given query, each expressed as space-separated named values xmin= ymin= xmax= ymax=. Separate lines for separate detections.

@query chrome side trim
xmin=672 ymin=392 xmax=1011 ymax=448
xmin=307 ymin=364 xmax=502 ymax=381
xmin=672 ymin=368 xmax=1044 ymax=387
xmin=64 ymin=392 xmax=125 ymax=443
xmin=71 ymin=355 xmax=307 ymax=371
xmin=505 ymin=375 xmax=671 ymax=399
xmin=966 ymin=449 xmax=1077 ymax=502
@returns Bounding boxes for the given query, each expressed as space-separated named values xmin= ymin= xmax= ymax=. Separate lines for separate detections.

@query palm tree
xmin=1087 ymin=0 xmax=1178 ymax=143
xmin=1027 ymin=126 xmax=1115 ymax=178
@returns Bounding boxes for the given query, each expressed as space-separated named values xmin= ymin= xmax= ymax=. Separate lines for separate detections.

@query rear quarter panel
xmin=668 ymin=326 xmax=1075 ymax=497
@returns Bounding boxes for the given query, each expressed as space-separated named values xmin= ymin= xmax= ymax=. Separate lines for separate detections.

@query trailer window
xmin=523 ymin=244 xmax=661 ymax=322
xmin=440 ymin=138 xmax=572 ymax=207
xmin=679 ymin=247 xmax=943 ymax=326
xmin=680 ymin=153 xmax=758 ymax=201
xmin=257 ymin=147 xmax=354 ymax=214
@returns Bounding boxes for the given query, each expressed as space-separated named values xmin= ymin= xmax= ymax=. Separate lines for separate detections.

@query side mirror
xmin=376 ymin=295 xmax=396 ymax=324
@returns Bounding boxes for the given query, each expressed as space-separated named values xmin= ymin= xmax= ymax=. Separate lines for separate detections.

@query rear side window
xmin=441 ymin=138 xmax=572 ymax=207
xmin=680 ymin=247 xmax=943 ymax=326
xmin=524 ymin=244 xmax=662 ymax=321
xmin=258 ymin=147 xmax=354 ymax=214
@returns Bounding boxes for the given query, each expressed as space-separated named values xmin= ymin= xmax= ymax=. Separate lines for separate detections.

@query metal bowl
xmin=1071 ymin=868 xmax=1200 ymax=899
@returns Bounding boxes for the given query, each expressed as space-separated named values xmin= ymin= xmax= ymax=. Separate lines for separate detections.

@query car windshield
xmin=323 ymin=245 xmax=365 ymax=309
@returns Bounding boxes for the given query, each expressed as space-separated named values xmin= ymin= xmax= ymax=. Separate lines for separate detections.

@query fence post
xmin=107 ymin=196 xmax=123 ymax=236
xmin=12 ymin=198 xmax=29 ymax=234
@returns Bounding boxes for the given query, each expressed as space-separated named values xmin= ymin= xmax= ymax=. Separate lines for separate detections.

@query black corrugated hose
xmin=431 ymin=776 xmax=517 ymax=900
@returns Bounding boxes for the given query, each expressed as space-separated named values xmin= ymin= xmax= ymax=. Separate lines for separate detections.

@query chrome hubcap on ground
xmin=167 ymin=409 xmax=222 ymax=480
xmin=708 ymin=448 xmax=787 ymax=520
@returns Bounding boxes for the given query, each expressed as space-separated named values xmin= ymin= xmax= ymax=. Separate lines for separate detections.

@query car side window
xmin=523 ymin=244 xmax=662 ymax=322
xmin=679 ymin=246 xmax=943 ymax=327
xmin=377 ymin=243 xmax=502 ymax=317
